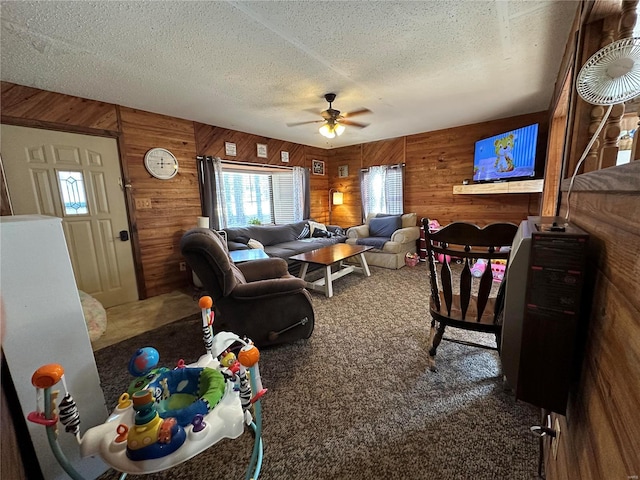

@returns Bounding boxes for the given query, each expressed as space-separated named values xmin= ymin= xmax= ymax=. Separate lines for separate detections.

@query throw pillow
xmin=369 ymin=215 xmax=401 ymax=238
xmin=308 ymin=220 xmax=327 ymax=236
xmin=247 ymin=238 xmax=265 ymax=250
xmin=297 ymin=223 xmax=311 ymax=239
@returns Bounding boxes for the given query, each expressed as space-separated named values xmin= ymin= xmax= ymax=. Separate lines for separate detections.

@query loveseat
xmin=346 ymin=213 xmax=420 ymax=269
xmin=224 ymin=220 xmax=347 ymax=270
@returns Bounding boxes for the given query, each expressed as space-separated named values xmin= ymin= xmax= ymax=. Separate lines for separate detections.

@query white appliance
xmin=1 ymin=215 xmax=108 ymax=479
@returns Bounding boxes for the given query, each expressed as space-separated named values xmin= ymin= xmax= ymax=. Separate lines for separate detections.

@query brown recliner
xmin=180 ymin=228 xmax=314 ymax=347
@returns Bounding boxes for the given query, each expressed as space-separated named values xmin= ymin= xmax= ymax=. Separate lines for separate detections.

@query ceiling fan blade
xmin=340 ymin=119 xmax=369 ymax=128
xmin=343 ymin=108 xmax=371 ymax=118
xmin=287 ymin=120 xmax=323 ymax=127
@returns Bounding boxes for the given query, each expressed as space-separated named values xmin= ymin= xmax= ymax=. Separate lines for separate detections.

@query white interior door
xmin=1 ymin=124 xmax=138 ymax=307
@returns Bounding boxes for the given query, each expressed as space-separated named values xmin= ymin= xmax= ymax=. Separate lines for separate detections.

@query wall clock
xmin=144 ymin=148 xmax=179 ymax=180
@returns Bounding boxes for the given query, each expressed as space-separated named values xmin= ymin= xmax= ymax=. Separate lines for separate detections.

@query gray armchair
xmin=180 ymin=228 xmax=314 ymax=347
xmin=346 ymin=213 xmax=420 ymax=269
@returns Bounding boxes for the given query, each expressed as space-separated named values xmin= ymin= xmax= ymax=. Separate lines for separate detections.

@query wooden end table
xmin=289 ymin=244 xmax=373 ymax=298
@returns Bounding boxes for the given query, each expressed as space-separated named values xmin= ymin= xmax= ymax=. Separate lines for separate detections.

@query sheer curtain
xmin=292 ymin=166 xmax=310 ymax=221
xmin=197 ymin=155 xmax=227 ymax=229
xmin=359 ymin=164 xmax=404 ymax=221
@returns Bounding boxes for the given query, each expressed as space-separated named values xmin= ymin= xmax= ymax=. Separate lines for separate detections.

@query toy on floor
xmin=27 ymin=295 xmax=266 ymax=479
xmin=470 ymin=259 xmax=506 ymax=282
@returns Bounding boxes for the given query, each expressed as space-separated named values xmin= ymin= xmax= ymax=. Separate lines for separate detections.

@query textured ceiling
xmin=0 ymin=1 xmax=579 ymax=149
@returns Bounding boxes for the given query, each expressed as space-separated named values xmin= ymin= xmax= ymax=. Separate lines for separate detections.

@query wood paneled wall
xmin=0 ymin=81 xmax=331 ymax=297
xmin=1 ymin=80 xmax=547 ymax=299
xmin=305 ymin=147 xmax=330 ymax=224
xmin=119 ymin=108 xmax=200 ymax=297
xmin=1 ymin=82 xmax=118 ymax=132
xmin=541 ymin=2 xmax=640 ymax=478
xmin=548 ymin=165 xmax=640 ymax=480
xmin=329 ymin=145 xmax=363 ymax=227
xmin=194 ymin=123 xmax=329 ymax=223
xmin=329 ymin=112 xmax=547 ymax=228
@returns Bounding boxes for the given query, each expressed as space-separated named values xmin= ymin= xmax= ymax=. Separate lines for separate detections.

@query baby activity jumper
xmin=27 ymin=296 xmax=266 ymax=479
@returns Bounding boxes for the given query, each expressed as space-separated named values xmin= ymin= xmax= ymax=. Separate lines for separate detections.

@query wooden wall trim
xmin=561 ymin=150 xmax=640 ymax=192
xmin=548 ymin=3 xmax=582 ymax=116
xmin=115 ymin=104 xmax=147 ymax=299
xmin=0 ymin=115 xmax=119 ymax=138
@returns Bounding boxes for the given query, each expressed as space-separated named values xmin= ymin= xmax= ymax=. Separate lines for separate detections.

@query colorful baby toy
xmin=27 ymin=296 xmax=265 ymax=479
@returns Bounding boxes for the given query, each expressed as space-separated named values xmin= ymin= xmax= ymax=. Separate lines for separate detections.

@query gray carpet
xmin=94 ymin=263 xmax=540 ymax=480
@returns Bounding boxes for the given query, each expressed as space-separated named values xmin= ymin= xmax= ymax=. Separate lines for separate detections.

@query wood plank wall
xmin=1 ymin=81 xmax=545 ymax=298
xmin=540 ymin=1 xmax=640 ymax=476
xmin=119 ymin=107 xmax=200 ymax=297
xmin=328 ymin=112 xmax=547 ymax=228
xmin=547 ymin=167 xmax=640 ymax=480
xmin=194 ymin=123 xmax=329 ymax=223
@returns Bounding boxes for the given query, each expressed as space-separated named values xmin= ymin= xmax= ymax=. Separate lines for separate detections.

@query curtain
xmin=359 ymin=164 xmax=404 ymax=221
xmin=197 ymin=155 xmax=227 ymax=230
xmin=293 ymin=166 xmax=310 ymax=221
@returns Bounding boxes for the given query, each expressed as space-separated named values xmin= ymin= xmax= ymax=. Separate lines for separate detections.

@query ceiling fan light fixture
xmin=319 ymin=123 xmax=335 ymax=138
xmin=335 ymin=123 xmax=345 ymax=136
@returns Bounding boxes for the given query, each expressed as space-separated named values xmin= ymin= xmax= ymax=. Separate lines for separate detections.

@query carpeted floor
xmin=94 ymin=264 xmax=540 ymax=480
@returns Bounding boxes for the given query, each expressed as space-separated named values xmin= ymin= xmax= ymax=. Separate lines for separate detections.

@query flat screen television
xmin=473 ymin=123 xmax=539 ymax=183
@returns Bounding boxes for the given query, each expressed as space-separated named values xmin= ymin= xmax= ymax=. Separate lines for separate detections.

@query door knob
xmin=119 ymin=230 xmax=129 ymax=241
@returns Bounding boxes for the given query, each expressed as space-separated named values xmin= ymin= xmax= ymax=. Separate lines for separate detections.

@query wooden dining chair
xmin=422 ymin=218 xmax=518 ymax=371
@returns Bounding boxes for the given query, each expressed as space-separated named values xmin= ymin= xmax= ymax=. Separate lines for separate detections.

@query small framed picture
xmin=257 ymin=143 xmax=268 ymax=158
xmin=281 ymin=151 xmax=289 ymax=163
xmin=338 ymin=165 xmax=349 ymax=178
xmin=312 ymin=159 xmax=325 ymax=175
xmin=225 ymin=142 xmax=236 ymax=156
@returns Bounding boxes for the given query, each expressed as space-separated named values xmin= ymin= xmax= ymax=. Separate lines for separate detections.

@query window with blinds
xmin=360 ymin=164 xmax=404 ymax=219
xmin=221 ymin=166 xmax=295 ymax=227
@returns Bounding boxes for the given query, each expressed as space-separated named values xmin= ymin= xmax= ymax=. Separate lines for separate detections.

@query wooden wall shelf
xmin=453 ymin=179 xmax=544 ymax=195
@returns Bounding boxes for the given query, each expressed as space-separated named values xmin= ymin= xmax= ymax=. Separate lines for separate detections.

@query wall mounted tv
xmin=473 ymin=123 xmax=539 ymax=183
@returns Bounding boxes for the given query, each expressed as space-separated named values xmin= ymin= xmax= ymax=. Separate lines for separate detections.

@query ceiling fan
xmin=287 ymin=93 xmax=371 ymax=138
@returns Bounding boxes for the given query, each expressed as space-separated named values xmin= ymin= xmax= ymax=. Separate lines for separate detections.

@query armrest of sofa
xmin=346 ymin=225 xmax=369 ymax=239
xmin=390 ymin=226 xmax=420 ymax=244
xmin=231 ymin=277 xmax=307 ymax=299
xmin=237 ymin=257 xmax=289 ymax=282
xmin=227 ymin=240 xmax=250 ymax=251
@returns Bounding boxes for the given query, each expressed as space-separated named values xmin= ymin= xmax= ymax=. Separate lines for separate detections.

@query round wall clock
xmin=144 ymin=148 xmax=179 ymax=180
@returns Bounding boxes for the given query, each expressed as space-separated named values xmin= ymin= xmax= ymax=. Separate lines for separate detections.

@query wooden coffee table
xmin=289 ymin=244 xmax=373 ymax=298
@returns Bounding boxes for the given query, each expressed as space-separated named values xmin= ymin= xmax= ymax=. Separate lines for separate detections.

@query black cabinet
xmin=501 ymin=217 xmax=589 ymax=415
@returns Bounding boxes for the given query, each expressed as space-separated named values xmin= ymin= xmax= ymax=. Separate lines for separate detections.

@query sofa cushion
xmin=369 ymin=215 xmax=401 ymax=237
xmin=356 ymin=237 xmax=388 ymax=249
xmin=401 ymin=213 xmax=417 ymax=228
xmin=225 ymin=224 xmax=297 ymax=246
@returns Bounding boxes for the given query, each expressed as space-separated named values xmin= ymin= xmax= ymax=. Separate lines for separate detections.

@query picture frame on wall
xmin=312 ymin=159 xmax=325 ymax=175
xmin=225 ymin=142 xmax=237 ymax=156
xmin=281 ymin=151 xmax=289 ymax=163
xmin=338 ymin=165 xmax=349 ymax=178
xmin=257 ymin=143 xmax=268 ymax=158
